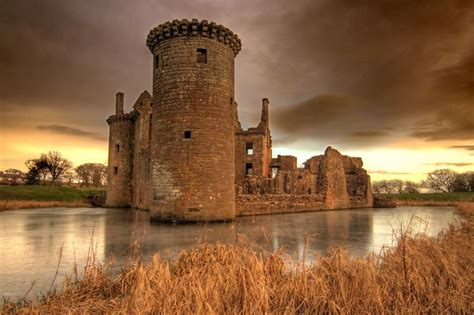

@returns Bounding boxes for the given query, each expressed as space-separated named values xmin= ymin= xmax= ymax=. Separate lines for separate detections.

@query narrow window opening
xmin=155 ymin=55 xmax=160 ymax=69
xmin=245 ymin=163 xmax=253 ymax=175
xmin=116 ymin=144 xmax=120 ymax=152
xmin=148 ymin=114 xmax=152 ymax=142
xmin=246 ymin=142 xmax=253 ymax=155
xmin=271 ymin=167 xmax=279 ymax=178
xmin=197 ymin=48 xmax=207 ymax=63
xmin=184 ymin=130 xmax=192 ymax=139
xmin=230 ymin=97 xmax=233 ymax=104
xmin=114 ymin=167 xmax=118 ymax=175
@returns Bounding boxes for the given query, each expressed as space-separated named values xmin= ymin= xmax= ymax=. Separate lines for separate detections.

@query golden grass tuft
xmin=2 ymin=203 xmax=473 ymax=314
xmin=0 ymin=200 xmax=91 ymax=211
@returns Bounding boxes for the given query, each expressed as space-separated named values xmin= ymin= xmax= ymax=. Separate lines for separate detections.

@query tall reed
xmin=2 ymin=203 xmax=473 ymax=314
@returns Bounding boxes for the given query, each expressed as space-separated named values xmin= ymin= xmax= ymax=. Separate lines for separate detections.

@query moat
xmin=0 ymin=206 xmax=457 ymax=300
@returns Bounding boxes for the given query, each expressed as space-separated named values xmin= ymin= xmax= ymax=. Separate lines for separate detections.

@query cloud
xmin=425 ymin=162 xmax=474 ymax=167
xmin=351 ymin=131 xmax=389 ymax=138
xmin=449 ymin=145 xmax=474 ymax=151
xmin=251 ymin=0 xmax=474 ymax=148
xmin=37 ymin=125 xmax=106 ymax=141
xmin=1 ymin=0 xmax=473 ymax=156
xmin=368 ymin=170 xmax=412 ymax=175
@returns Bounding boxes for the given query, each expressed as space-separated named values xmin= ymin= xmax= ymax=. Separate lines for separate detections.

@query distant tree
xmin=402 ymin=181 xmax=420 ymax=193
xmin=373 ymin=179 xmax=421 ymax=194
xmin=91 ymin=164 xmax=107 ymax=187
xmin=43 ymin=151 xmax=73 ymax=185
xmin=390 ymin=179 xmax=404 ymax=194
xmin=466 ymin=172 xmax=474 ymax=192
xmin=75 ymin=163 xmax=107 ymax=187
xmin=24 ymin=167 xmax=40 ymax=185
xmin=62 ymin=171 xmax=76 ymax=186
xmin=451 ymin=172 xmax=474 ymax=192
xmin=75 ymin=164 xmax=92 ymax=187
xmin=424 ymin=169 xmax=457 ymax=192
xmin=25 ymin=158 xmax=48 ymax=185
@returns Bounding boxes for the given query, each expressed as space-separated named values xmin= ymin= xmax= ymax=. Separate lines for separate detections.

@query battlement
xmin=106 ymin=112 xmax=136 ymax=125
xmin=146 ymin=19 xmax=242 ymax=56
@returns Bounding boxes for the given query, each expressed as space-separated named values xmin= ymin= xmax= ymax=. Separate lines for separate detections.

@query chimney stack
xmin=260 ymin=98 xmax=269 ymax=130
xmin=115 ymin=92 xmax=124 ymax=115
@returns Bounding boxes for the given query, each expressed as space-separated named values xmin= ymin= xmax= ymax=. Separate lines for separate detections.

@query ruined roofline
xmin=146 ymin=18 xmax=242 ymax=56
xmin=106 ymin=111 xmax=137 ymax=125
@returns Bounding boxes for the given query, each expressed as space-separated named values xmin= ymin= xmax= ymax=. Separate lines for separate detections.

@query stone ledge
xmin=146 ymin=18 xmax=242 ymax=56
xmin=106 ymin=112 xmax=136 ymax=125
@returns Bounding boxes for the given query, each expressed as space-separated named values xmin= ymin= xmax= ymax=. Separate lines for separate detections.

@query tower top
xmin=146 ymin=18 xmax=242 ymax=56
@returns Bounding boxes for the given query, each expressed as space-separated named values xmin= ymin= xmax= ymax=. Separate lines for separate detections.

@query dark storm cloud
xmin=0 ymin=0 xmax=473 ymax=150
xmin=37 ymin=125 xmax=106 ymax=141
xmin=251 ymin=0 xmax=474 ymax=148
xmin=351 ymin=131 xmax=389 ymax=138
xmin=449 ymin=145 xmax=474 ymax=151
xmin=0 ymin=0 xmax=236 ymax=130
xmin=424 ymin=162 xmax=474 ymax=167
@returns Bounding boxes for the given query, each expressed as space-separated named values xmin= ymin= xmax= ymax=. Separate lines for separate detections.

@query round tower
xmin=146 ymin=19 xmax=241 ymax=222
xmin=105 ymin=92 xmax=134 ymax=207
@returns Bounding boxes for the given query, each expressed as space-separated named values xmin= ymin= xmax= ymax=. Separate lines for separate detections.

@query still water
xmin=0 ymin=206 xmax=456 ymax=300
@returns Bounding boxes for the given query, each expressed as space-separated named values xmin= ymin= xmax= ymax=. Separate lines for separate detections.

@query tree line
xmin=373 ymin=169 xmax=474 ymax=194
xmin=25 ymin=151 xmax=107 ymax=187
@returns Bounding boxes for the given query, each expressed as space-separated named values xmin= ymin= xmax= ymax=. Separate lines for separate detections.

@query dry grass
xmin=2 ymin=204 xmax=473 ymax=314
xmin=0 ymin=200 xmax=91 ymax=211
xmin=395 ymin=200 xmax=460 ymax=207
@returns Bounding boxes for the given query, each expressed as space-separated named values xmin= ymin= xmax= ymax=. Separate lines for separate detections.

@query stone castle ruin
xmin=106 ymin=19 xmax=373 ymax=222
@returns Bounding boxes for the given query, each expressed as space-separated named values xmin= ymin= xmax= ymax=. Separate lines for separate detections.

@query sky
xmin=0 ymin=0 xmax=473 ymax=181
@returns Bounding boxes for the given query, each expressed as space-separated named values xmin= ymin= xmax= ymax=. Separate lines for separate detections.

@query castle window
xmin=184 ymin=130 xmax=192 ymax=139
xmin=271 ymin=167 xmax=279 ymax=178
xmin=114 ymin=167 xmax=118 ymax=175
xmin=155 ymin=55 xmax=160 ymax=69
xmin=116 ymin=144 xmax=120 ymax=153
xmin=246 ymin=142 xmax=253 ymax=155
xmin=230 ymin=97 xmax=233 ymax=104
xmin=245 ymin=163 xmax=253 ymax=175
xmin=197 ymin=48 xmax=207 ymax=63
xmin=149 ymin=114 xmax=152 ymax=142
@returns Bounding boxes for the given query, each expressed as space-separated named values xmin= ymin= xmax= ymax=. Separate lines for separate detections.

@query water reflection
xmin=0 ymin=206 xmax=456 ymax=300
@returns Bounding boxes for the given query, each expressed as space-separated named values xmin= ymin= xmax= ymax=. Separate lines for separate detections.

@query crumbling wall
xmin=105 ymin=113 xmax=134 ymax=207
xmin=131 ymin=91 xmax=152 ymax=210
xmin=316 ymin=147 xmax=351 ymax=209
xmin=236 ymin=194 xmax=325 ymax=216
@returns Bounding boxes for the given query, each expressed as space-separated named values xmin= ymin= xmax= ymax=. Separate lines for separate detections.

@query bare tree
xmin=373 ymin=179 xmax=421 ymax=194
xmin=43 ymin=151 xmax=73 ymax=185
xmin=403 ymin=181 xmax=419 ymax=193
xmin=75 ymin=163 xmax=107 ymax=187
xmin=75 ymin=164 xmax=92 ymax=187
xmin=424 ymin=169 xmax=457 ymax=192
xmin=25 ymin=157 xmax=49 ymax=184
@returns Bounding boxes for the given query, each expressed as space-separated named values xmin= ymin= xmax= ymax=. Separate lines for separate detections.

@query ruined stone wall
xmin=277 ymin=155 xmax=297 ymax=172
xmin=105 ymin=114 xmax=134 ymax=207
xmin=235 ymin=131 xmax=271 ymax=184
xmin=236 ymin=194 xmax=326 ymax=216
xmin=147 ymin=20 xmax=239 ymax=222
xmin=131 ymin=93 xmax=152 ymax=209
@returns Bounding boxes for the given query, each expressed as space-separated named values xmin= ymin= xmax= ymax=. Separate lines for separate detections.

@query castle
xmin=105 ymin=19 xmax=373 ymax=222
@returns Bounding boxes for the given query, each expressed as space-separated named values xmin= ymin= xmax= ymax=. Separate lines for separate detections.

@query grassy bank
xmin=0 ymin=186 xmax=104 ymax=210
xmin=2 ymin=203 xmax=472 ymax=313
xmin=378 ymin=192 xmax=474 ymax=206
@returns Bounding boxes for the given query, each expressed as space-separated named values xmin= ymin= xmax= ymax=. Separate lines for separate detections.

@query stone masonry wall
xmin=148 ymin=24 xmax=238 ymax=222
xmin=131 ymin=92 xmax=152 ymax=209
xmin=105 ymin=114 xmax=134 ymax=207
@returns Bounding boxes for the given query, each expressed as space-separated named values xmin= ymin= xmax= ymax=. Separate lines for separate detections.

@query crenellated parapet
xmin=146 ymin=19 xmax=242 ymax=56
xmin=106 ymin=113 xmax=136 ymax=125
